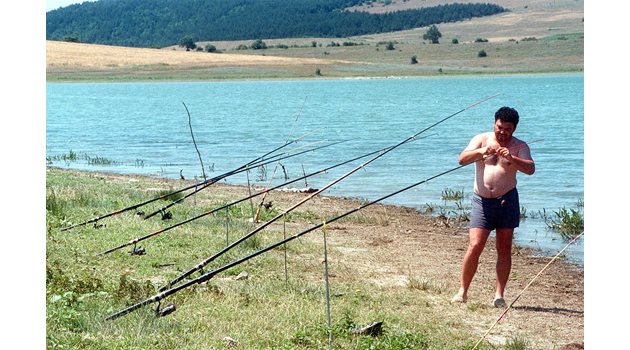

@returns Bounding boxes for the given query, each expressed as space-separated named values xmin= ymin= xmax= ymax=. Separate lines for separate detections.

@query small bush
xmin=205 ymin=44 xmax=217 ymax=52
xmin=251 ymin=39 xmax=267 ymax=50
xmin=410 ymin=55 xmax=418 ymax=64
xmin=505 ymin=334 xmax=530 ymax=350
xmin=475 ymin=38 xmax=488 ymax=43
xmin=542 ymin=206 xmax=584 ymax=240
xmin=478 ymin=50 xmax=487 ymax=57
xmin=441 ymin=187 xmax=464 ymax=201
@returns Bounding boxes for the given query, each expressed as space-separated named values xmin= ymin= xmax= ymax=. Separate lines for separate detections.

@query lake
xmin=46 ymin=74 xmax=584 ymax=264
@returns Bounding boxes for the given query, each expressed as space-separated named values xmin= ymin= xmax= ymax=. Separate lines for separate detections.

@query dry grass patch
xmin=46 ymin=40 xmax=340 ymax=70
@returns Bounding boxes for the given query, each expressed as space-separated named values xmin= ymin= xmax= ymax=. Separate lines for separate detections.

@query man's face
xmin=494 ymin=119 xmax=516 ymax=143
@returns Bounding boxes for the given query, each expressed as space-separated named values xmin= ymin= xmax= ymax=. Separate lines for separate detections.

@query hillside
xmin=46 ymin=0 xmax=506 ymax=47
xmin=46 ymin=0 xmax=583 ymax=81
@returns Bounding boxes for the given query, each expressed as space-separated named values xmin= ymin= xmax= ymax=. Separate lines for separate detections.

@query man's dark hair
xmin=494 ymin=106 xmax=519 ymax=127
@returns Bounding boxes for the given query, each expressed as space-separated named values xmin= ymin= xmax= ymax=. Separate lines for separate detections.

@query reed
xmin=536 ymin=199 xmax=584 ymax=240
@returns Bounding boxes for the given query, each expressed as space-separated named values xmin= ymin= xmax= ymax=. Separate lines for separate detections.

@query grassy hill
xmin=46 ymin=0 xmax=583 ymax=81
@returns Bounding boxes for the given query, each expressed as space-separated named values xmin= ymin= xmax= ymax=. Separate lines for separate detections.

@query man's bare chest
xmin=483 ymin=154 xmax=511 ymax=167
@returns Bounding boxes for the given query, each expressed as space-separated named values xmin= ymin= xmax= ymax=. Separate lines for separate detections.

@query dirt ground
xmin=93 ymin=171 xmax=584 ymax=349
xmin=262 ymin=185 xmax=584 ymax=349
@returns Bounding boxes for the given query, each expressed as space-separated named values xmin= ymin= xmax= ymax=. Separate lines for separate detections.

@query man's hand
xmin=495 ymin=147 xmax=513 ymax=161
xmin=483 ymin=145 xmax=497 ymax=156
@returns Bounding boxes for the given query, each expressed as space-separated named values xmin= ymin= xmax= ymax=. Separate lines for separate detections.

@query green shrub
xmin=205 ymin=44 xmax=217 ymax=52
xmin=251 ymin=39 xmax=267 ymax=50
xmin=441 ymin=187 xmax=464 ymax=201
xmin=542 ymin=206 xmax=584 ymax=240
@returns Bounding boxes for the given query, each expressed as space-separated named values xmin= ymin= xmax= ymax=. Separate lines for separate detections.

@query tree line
xmin=46 ymin=0 xmax=506 ymax=48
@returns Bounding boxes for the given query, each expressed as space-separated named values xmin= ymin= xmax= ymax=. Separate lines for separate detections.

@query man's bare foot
xmin=451 ymin=293 xmax=467 ymax=303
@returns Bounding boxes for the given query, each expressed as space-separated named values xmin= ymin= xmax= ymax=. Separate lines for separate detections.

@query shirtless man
xmin=451 ymin=106 xmax=535 ymax=308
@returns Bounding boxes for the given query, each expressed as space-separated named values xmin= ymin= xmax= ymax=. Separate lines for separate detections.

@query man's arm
xmin=496 ymin=144 xmax=535 ymax=175
xmin=458 ymin=134 xmax=494 ymax=165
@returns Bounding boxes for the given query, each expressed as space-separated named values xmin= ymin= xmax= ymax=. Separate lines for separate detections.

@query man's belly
xmin=475 ymin=167 xmax=517 ymax=198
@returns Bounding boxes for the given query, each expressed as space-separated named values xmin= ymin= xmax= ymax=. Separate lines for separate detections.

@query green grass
xmin=441 ymin=187 xmax=464 ymax=201
xmin=47 ymin=150 xmax=118 ymax=167
xmin=505 ymin=334 xmax=531 ymax=350
xmin=46 ymin=168 xmax=503 ymax=349
xmin=541 ymin=206 xmax=584 ymax=240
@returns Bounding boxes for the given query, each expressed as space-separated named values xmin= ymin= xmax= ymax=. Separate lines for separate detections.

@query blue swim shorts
xmin=469 ymin=187 xmax=520 ymax=231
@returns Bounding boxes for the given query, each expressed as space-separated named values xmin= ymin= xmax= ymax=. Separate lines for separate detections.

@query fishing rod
xmin=157 ymin=94 xmax=500 ymax=290
xmin=471 ymin=231 xmax=584 ymax=350
xmin=97 ymin=142 xmax=401 ymax=257
xmin=141 ymin=139 xmax=348 ymax=220
xmin=60 ymin=131 xmax=318 ymax=232
xmin=106 ymin=132 xmax=534 ymax=321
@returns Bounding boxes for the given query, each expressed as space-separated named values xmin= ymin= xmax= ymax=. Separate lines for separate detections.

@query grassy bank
xmin=46 ymin=168 xmax=479 ymax=349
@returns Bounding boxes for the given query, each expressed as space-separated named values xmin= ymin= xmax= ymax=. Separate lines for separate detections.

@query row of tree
xmin=46 ymin=0 xmax=506 ymax=48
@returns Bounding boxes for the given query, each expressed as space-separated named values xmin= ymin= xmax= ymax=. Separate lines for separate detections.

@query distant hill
xmin=46 ymin=0 xmax=506 ymax=48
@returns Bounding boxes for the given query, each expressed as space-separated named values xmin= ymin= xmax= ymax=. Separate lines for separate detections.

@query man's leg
xmin=452 ymin=227 xmax=490 ymax=303
xmin=494 ymin=228 xmax=514 ymax=306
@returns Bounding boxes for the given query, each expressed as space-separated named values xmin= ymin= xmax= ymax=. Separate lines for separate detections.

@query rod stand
xmin=93 ymin=221 xmax=105 ymax=229
xmin=154 ymin=300 xmax=177 ymax=317
xmin=129 ymin=244 xmax=146 ymax=256
xmin=161 ymin=210 xmax=172 ymax=221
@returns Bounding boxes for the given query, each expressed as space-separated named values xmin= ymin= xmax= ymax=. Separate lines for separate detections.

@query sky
xmin=47 ymin=0 xmax=89 ymax=12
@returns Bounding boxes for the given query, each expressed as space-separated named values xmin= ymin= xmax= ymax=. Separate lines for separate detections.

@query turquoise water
xmin=46 ymin=74 xmax=584 ymax=264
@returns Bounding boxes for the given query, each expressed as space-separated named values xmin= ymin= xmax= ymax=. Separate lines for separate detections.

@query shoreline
xmin=46 ymin=70 xmax=584 ymax=84
xmin=46 ymin=165 xmax=584 ymax=270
